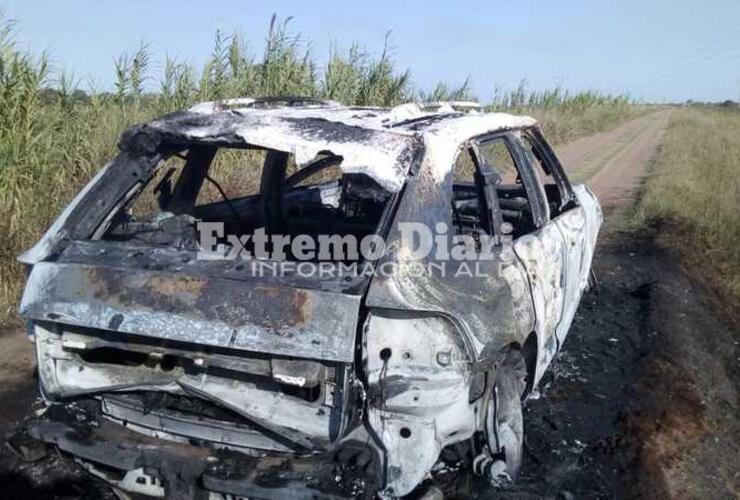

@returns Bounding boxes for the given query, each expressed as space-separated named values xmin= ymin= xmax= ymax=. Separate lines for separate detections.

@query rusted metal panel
xmin=20 ymin=261 xmax=361 ymax=362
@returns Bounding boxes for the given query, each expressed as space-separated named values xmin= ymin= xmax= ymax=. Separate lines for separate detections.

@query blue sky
xmin=2 ymin=0 xmax=739 ymax=103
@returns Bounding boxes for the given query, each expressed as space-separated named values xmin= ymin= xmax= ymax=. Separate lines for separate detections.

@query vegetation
xmin=635 ymin=107 xmax=740 ymax=299
xmin=0 ymin=13 xmax=639 ymax=326
xmin=488 ymin=81 xmax=637 ymax=144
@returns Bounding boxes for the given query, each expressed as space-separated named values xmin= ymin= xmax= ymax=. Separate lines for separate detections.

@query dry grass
xmin=635 ymin=107 xmax=740 ymax=298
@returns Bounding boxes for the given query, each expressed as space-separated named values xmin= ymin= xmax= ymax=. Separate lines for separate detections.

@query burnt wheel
xmin=482 ymin=352 xmax=527 ymax=486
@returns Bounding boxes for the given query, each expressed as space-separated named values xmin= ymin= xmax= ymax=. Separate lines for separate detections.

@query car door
xmin=553 ymin=207 xmax=587 ymax=345
xmin=518 ymin=129 xmax=589 ymax=347
xmin=475 ymin=134 xmax=568 ymax=372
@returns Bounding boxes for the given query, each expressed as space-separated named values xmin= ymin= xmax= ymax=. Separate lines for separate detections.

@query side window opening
xmin=285 ymin=154 xmax=343 ymax=188
xmin=451 ymin=146 xmax=487 ymax=237
xmin=196 ymin=149 xmax=265 ymax=205
xmin=523 ymin=129 xmax=577 ymax=215
xmin=479 ymin=139 xmax=518 ymax=184
xmin=478 ymin=137 xmax=539 ymax=238
xmin=129 ymin=154 xmax=186 ymax=219
xmin=282 ymin=155 xmax=388 ymax=243
xmin=521 ymin=132 xmax=565 ymax=217
xmin=101 ymin=146 xmax=392 ymax=264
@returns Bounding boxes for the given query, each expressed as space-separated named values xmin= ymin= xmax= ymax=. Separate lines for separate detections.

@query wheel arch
xmin=486 ymin=333 xmax=537 ymax=397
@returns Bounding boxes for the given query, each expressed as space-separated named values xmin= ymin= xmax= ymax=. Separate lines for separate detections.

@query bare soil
xmin=1 ymin=111 xmax=738 ymax=499
xmin=555 ymin=109 xmax=672 ymax=208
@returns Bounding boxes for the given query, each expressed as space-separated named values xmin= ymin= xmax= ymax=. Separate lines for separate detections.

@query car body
xmin=17 ymin=97 xmax=602 ymax=498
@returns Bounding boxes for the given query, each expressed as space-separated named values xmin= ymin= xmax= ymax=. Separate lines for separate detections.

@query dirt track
xmin=556 ymin=110 xmax=672 ymax=208
xmin=2 ymin=110 xmax=739 ymax=499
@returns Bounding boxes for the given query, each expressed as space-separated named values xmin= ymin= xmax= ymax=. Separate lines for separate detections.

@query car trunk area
xmin=32 ymin=319 xmax=349 ymax=451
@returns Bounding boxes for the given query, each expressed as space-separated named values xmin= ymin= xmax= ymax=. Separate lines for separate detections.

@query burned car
xmin=17 ymin=97 xmax=602 ymax=498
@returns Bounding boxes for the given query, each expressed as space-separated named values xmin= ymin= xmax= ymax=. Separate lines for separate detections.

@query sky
xmin=1 ymin=0 xmax=739 ymax=103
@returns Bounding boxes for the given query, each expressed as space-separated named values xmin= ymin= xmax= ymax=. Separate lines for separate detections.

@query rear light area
xmin=33 ymin=321 xmax=347 ymax=451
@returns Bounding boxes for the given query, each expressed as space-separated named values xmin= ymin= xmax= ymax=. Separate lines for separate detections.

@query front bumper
xmin=27 ymin=401 xmax=381 ymax=499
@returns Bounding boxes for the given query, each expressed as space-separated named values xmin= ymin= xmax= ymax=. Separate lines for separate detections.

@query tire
xmin=483 ymin=351 xmax=527 ymax=486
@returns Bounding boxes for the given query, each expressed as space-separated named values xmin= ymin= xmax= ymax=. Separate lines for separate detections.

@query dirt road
xmin=556 ymin=110 xmax=672 ymax=207
xmin=2 ymin=110 xmax=738 ymax=499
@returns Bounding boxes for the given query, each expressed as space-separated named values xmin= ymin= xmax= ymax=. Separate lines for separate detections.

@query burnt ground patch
xmin=0 ymin=384 xmax=116 ymax=499
xmin=432 ymin=231 xmax=661 ymax=499
xmin=495 ymin=233 xmax=662 ymax=499
xmin=439 ymin=226 xmax=739 ymax=499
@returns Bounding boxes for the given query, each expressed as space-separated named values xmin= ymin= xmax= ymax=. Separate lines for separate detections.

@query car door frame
xmin=472 ymin=131 xmax=569 ymax=384
xmin=522 ymin=127 xmax=577 ymax=212
xmin=517 ymin=128 xmax=590 ymax=347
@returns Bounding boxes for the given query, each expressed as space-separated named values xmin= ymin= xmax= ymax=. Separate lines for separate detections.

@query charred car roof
xmin=119 ymin=98 xmax=538 ymax=192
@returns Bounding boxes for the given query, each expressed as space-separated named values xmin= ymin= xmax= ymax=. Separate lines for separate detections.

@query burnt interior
xmin=452 ymin=184 xmax=533 ymax=238
xmin=451 ymin=130 xmax=576 ymax=239
xmin=103 ymin=146 xmax=392 ymax=262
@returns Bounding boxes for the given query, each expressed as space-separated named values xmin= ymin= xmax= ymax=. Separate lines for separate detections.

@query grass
xmin=488 ymin=81 xmax=641 ymax=145
xmin=0 ymin=13 xmax=641 ymax=327
xmin=634 ymin=107 xmax=740 ymax=299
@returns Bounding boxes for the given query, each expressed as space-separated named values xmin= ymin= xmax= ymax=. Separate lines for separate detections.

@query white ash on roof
xmin=120 ymin=99 xmax=538 ymax=192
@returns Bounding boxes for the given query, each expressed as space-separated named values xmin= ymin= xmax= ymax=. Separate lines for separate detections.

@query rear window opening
xmin=102 ymin=145 xmax=393 ymax=263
